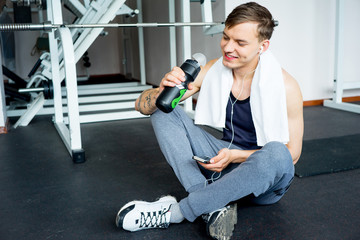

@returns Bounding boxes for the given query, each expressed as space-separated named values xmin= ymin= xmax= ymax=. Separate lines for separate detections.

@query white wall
xmin=225 ymin=0 xmax=360 ymax=101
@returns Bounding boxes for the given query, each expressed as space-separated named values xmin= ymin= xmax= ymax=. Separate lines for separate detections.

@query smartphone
xmin=192 ymin=156 xmax=211 ymax=164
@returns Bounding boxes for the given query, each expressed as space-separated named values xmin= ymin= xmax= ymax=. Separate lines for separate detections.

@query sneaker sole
xmin=207 ymin=204 xmax=237 ymax=240
xmin=115 ymin=195 xmax=177 ymax=228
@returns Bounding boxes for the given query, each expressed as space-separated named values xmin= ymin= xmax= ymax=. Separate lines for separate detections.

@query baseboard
xmin=303 ymin=99 xmax=325 ymax=106
xmin=304 ymin=96 xmax=360 ymax=107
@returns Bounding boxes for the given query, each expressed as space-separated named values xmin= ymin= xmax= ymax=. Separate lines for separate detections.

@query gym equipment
xmin=324 ymin=0 xmax=360 ymax=114
xmin=4 ymin=84 xmax=31 ymax=102
xmin=10 ymin=0 xmax=45 ymax=7
xmin=18 ymin=80 xmax=53 ymax=99
xmin=0 ymin=0 xmax=221 ymax=163
xmin=2 ymin=65 xmax=31 ymax=102
xmin=2 ymin=65 xmax=27 ymax=88
xmin=82 ymin=52 xmax=91 ymax=68
xmin=0 ymin=21 xmax=220 ymax=32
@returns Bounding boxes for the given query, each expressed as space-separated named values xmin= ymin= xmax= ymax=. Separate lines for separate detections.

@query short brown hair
xmin=225 ymin=2 xmax=276 ymax=42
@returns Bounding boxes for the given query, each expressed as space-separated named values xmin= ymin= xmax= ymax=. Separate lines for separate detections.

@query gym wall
xmin=7 ymin=0 xmax=360 ymax=102
xmin=225 ymin=0 xmax=360 ymax=102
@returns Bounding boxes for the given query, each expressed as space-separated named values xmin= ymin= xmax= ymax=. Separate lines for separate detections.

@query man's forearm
xmin=135 ymin=88 xmax=160 ymax=115
xmin=230 ymin=149 xmax=258 ymax=163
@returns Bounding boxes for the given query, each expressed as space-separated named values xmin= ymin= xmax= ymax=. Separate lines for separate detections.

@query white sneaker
xmin=202 ymin=203 xmax=237 ymax=240
xmin=115 ymin=196 xmax=177 ymax=232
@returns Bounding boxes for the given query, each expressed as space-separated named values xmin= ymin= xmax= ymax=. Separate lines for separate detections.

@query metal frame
xmin=201 ymin=0 xmax=225 ymax=35
xmin=0 ymin=22 xmax=220 ymax=31
xmin=323 ymin=0 xmax=360 ymax=114
xmin=63 ymin=0 xmax=87 ymax=18
xmin=47 ymin=0 xmax=64 ymax=127
xmin=52 ymin=27 xmax=85 ymax=162
xmin=8 ymin=83 xmax=150 ymax=116
xmin=1 ymin=0 xmax=221 ymax=161
xmin=48 ymin=0 xmax=129 ymax=162
xmin=179 ymin=0 xmax=222 ymax=116
xmin=169 ymin=0 xmax=177 ymax=69
xmin=181 ymin=0 xmax=194 ymax=114
xmin=46 ymin=0 xmax=84 ymax=162
xmin=136 ymin=0 xmax=146 ymax=85
xmin=0 ymin=49 xmax=6 ymax=129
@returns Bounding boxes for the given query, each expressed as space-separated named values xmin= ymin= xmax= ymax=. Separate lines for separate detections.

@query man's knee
xmin=150 ymin=108 xmax=162 ymax=120
xmin=249 ymin=141 xmax=293 ymax=175
xmin=263 ymin=141 xmax=287 ymax=152
xmin=262 ymin=141 xmax=292 ymax=162
xmin=150 ymin=109 xmax=174 ymax=128
xmin=150 ymin=107 xmax=180 ymax=122
xmin=264 ymin=141 xmax=294 ymax=176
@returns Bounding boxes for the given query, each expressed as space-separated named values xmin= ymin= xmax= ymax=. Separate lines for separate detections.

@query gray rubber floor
xmin=0 ymin=104 xmax=359 ymax=240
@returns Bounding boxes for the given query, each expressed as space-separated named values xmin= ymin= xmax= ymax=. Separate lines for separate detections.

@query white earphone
xmin=259 ymin=46 xmax=264 ymax=54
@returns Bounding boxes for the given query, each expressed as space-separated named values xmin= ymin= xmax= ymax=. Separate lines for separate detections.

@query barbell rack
xmin=0 ymin=22 xmax=222 ymax=32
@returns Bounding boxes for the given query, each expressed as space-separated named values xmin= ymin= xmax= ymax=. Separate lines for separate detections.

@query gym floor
xmin=0 ymin=104 xmax=359 ymax=240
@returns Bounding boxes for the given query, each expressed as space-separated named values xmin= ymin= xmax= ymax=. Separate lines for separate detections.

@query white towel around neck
xmin=194 ymin=50 xmax=289 ymax=146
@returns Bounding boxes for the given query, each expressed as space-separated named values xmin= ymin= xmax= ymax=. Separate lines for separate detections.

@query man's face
xmin=220 ymin=22 xmax=262 ymax=70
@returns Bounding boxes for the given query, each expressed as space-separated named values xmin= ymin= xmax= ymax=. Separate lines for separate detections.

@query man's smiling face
xmin=220 ymin=22 xmax=263 ymax=71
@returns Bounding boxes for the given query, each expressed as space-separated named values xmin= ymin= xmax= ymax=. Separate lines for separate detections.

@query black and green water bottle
xmin=156 ymin=59 xmax=201 ymax=113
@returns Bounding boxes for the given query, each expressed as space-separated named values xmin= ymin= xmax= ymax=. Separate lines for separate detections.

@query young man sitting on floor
xmin=116 ymin=2 xmax=303 ymax=239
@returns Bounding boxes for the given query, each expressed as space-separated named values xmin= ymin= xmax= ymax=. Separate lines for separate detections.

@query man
xmin=116 ymin=2 xmax=303 ymax=239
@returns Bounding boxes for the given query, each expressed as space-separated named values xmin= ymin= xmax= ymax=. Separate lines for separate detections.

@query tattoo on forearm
xmin=137 ymin=89 xmax=156 ymax=113
xmin=145 ymin=92 xmax=152 ymax=108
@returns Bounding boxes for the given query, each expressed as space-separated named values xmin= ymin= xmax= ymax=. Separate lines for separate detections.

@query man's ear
xmin=259 ymin=40 xmax=270 ymax=54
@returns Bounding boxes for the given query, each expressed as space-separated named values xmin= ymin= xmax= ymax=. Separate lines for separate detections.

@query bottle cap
xmin=181 ymin=59 xmax=201 ymax=81
xmin=192 ymin=53 xmax=207 ymax=66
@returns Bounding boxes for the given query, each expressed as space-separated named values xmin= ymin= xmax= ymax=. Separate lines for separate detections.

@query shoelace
xmin=139 ymin=205 xmax=171 ymax=229
xmin=202 ymin=205 xmax=229 ymax=224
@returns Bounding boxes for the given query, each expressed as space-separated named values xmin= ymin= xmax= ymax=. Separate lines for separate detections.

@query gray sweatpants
xmin=150 ymin=107 xmax=294 ymax=222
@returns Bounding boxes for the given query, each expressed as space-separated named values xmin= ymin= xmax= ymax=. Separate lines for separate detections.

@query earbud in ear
xmin=259 ymin=46 xmax=264 ymax=54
